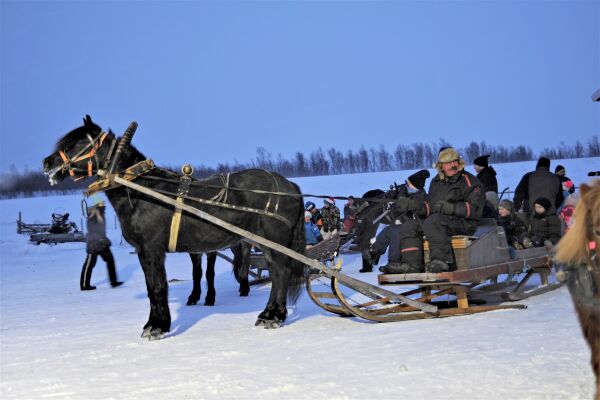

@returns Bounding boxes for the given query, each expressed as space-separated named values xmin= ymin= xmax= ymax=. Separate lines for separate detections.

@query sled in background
xmin=17 ymin=211 xmax=86 ymax=245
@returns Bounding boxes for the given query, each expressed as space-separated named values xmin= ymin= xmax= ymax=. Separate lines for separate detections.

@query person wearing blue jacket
xmin=304 ymin=211 xmax=323 ymax=246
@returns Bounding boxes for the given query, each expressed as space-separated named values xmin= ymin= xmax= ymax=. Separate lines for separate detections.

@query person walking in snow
xmin=80 ymin=199 xmax=122 ymax=291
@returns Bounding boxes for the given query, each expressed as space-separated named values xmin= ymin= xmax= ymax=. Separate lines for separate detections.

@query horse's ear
xmin=83 ymin=115 xmax=93 ymax=126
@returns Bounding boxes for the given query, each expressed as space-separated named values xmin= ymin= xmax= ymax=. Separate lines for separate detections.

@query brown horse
xmin=555 ymin=179 xmax=600 ymax=399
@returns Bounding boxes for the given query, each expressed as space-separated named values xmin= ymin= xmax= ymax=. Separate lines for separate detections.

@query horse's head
xmin=43 ymin=115 xmax=115 ymax=185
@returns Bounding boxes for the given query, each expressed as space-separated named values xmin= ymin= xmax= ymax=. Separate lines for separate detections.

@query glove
xmin=393 ymin=197 xmax=410 ymax=214
xmin=432 ymin=200 xmax=454 ymax=215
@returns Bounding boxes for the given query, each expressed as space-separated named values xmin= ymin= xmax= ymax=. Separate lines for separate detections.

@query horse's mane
xmin=54 ymin=115 xmax=104 ymax=152
xmin=555 ymin=179 xmax=600 ymax=265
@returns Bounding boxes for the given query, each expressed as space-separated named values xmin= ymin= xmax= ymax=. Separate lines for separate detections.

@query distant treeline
xmin=2 ymin=136 xmax=598 ymax=199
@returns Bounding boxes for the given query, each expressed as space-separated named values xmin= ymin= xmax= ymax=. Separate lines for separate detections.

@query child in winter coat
xmin=521 ymin=197 xmax=562 ymax=248
xmin=304 ymin=211 xmax=323 ymax=247
xmin=496 ymin=199 xmax=527 ymax=249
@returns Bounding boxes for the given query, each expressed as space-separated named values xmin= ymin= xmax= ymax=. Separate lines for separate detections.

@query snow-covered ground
xmin=1 ymin=158 xmax=598 ymax=399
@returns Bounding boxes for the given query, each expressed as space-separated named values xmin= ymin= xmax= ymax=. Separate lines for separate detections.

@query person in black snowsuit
xmin=420 ymin=147 xmax=485 ymax=273
xmin=80 ymin=201 xmax=122 ymax=290
xmin=473 ymin=155 xmax=498 ymax=194
xmin=362 ymin=169 xmax=431 ymax=274
xmin=513 ymin=157 xmax=563 ymax=216
xmin=554 ymin=165 xmax=575 ymax=195
xmin=520 ymin=197 xmax=562 ymax=248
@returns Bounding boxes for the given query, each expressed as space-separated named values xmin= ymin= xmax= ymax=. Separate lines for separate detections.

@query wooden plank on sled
xmin=114 ymin=176 xmax=438 ymax=315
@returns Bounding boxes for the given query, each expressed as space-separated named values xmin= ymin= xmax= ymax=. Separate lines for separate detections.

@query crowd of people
xmin=305 ymin=147 xmax=578 ymax=275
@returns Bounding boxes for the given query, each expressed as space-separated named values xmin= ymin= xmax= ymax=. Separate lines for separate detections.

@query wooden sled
xmin=307 ymin=219 xmax=561 ymax=322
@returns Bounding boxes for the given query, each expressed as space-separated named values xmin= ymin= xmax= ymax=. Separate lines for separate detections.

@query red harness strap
xmin=59 ymin=132 xmax=107 ymax=180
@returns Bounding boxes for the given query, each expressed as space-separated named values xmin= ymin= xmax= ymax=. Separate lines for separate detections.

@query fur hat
xmin=534 ymin=197 xmax=552 ymax=212
xmin=435 ymin=147 xmax=465 ymax=178
xmin=473 ymin=155 xmax=490 ymax=168
xmin=305 ymin=201 xmax=316 ymax=211
xmin=536 ymin=157 xmax=551 ymax=170
xmin=498 ymin=199 xmax=514 ymax=213
xmin=324 ymin=197 xmax=335 ymax=206
xmin=406 ymin=169 xmax=430 ymax=190
xmin=555 ymin=164 xmax=565 ymax=174
xmin=304 ymin=211 xmax=312 ymax=219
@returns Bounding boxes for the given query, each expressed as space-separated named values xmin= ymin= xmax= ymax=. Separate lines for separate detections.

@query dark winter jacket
xmin=320 ymin=205 xmax=340 ymax=232
xmin=477 ymin=166 xmax=498 ymax=194
xmin=558 ymin=175 xmax=575 ymax=195
xmin=498 ymin=214 xmax=528 ymax=245
xmin=428 ymin=170 xmax=485 ymax=221
xmin=514 ymin=166 xmax=563 ymax=214
xmin=389 ymin=184 xmax=429 ymax=222
xmin=86 ymin=204 xmax=111 ymax=253
xmin=528 ymin=211 xmax=561 ymax=245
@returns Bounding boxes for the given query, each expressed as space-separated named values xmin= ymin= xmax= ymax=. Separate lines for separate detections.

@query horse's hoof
xmin=141 ymin=327 xmax=165 ymax=340
xmin=239 ymin=291 xmax=249 ymax=297
xmin=186 ymin=299 xmax=198 ymax=306
xmin=263 ymin=319 xmax=282 ymax=329
xmin=204 ymin=301 xmax=215 ymax=306
xmin=255 ymin=318 xmax=268 ymax=327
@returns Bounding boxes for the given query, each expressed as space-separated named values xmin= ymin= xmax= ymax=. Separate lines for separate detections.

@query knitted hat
xmin=498 ymin=199 xmax=514 ymax=213
xmin=536 ymin=157 xmax=551 ymax=169
xmin=534 ymin=197 xmax=552 ymax=212
xmin=304 ymin=211 xmax=312 ymax=219
xmin=305 ymin=201 xmax=316 ymax=211
xmin=473 ymin=155 xmax=490 ymax=168
xmin=324 ymin=197 xmax=335 ymax=206
xmin=406 ymin=169 xmax=430 ymax=190
xmin=555 ymin=164 xmax=565 ymax=174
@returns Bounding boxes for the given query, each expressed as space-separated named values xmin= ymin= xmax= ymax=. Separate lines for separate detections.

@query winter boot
xmin=378 ymin=262 xmax=418 ymax=274
xmin=522 ymin=238 xmax=534 ymax=249
xmin=426 ymin=259 xmax=453 ymax=273
xmin=111 ymin=281 xmax=124 ymax=288
xmin=81 ymin=285 xmax=96 ymax=291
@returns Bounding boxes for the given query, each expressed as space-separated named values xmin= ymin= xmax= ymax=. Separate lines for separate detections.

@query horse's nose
xmin=42 ymin=156 xmax=52 ymax=172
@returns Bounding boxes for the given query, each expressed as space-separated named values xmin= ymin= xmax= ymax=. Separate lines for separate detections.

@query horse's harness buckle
xmin=168 ymin=164 xmax=194 ymax=252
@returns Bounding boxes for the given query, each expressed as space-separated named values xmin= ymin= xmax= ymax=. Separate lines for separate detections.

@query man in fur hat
xmin=362 ymin=169 xmax=430 ymax=274
xmin=420 ymin=147 xmax=485 ymax=273
xmin=513 ymin=157 xmax=563 ymax=215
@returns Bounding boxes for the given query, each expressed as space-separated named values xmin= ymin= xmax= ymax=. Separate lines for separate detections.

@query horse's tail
xmin=287 ymin=190 xmax=306 ymax=305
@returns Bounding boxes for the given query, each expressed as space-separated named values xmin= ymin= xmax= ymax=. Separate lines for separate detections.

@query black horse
xmin=43 ymin=116 xmax=306 ymax=339
xmin=352 ymin=187 xmax=399 ymax=271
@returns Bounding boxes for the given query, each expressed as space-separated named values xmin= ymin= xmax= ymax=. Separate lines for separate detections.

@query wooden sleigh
xmin=307 ymin=219 xmax=561 ymax=321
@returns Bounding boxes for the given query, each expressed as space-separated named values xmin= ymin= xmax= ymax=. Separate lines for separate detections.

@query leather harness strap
xmin=168 ymin=167 xmax=193 ymax=252
xmin=85 ymin=159 xmax=155 ymax=196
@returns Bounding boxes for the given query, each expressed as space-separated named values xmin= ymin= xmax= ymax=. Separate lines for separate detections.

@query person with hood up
xmin=513 ymin=157 xmax=563 ymax=215
xmin=362 ymin=169 xmax=431 ymax=274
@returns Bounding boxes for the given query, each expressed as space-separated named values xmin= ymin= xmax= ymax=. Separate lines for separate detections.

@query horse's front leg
xmin=138 ymin=250 xmax=171 ymax=340
xmin=204 ymin=252 xmax=216 ymax=306
xmin=255 ymin=250 xmax=289 ymax=329
xmin=186 ymin=253 xmax=203 ymax=306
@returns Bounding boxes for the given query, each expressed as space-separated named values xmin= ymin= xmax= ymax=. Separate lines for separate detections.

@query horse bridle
xmin=49 ymin=132 xmax=116 ymax=183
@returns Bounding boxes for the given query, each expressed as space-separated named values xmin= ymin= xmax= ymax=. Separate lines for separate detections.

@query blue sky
xmin=1 ymin=0 xmax=599 ymax=172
